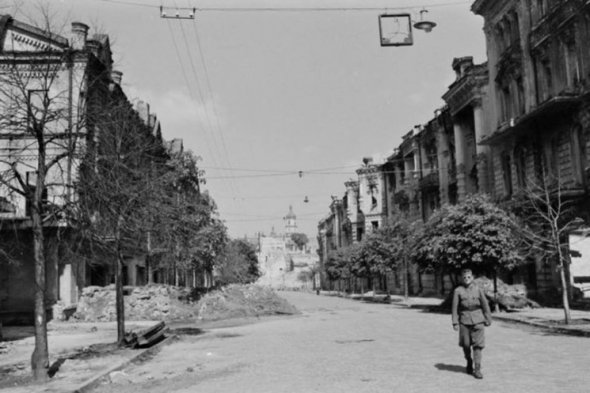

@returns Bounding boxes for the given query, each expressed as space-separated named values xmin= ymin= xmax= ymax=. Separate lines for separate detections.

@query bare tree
xmin=514 ymin=169 xmax=584 ymax=324
xmin=0 ymin=13 xmax=88 ymax=380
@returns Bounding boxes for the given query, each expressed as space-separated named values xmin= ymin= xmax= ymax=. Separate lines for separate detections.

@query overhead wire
xmin=165 ymin=1 xmax=238 ymax=204
xmin=170 ymin=0 xmax=240 ymax=205
xmin=93 ymin=0 xmax=471 ymax=11
xmin=164 ymin=17 xmax=217 ymax=164
xmin=188 ymin=10 xmax=242 ymax=201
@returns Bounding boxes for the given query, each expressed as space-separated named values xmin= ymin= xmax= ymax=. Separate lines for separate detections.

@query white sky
xmin=16 ymin=0 xmax=486 ymax=239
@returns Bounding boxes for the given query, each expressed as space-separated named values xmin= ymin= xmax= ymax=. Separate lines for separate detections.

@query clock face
xmin=379 ymin=14 xmax=413 ymax=47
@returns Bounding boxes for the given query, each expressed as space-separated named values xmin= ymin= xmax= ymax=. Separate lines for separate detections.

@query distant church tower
xmin=284 ymin=205 xmax=297 ymax=234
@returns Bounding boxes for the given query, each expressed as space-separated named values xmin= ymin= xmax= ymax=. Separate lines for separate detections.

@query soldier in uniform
xmin=451 ymin=268 xmax=492 ymax=379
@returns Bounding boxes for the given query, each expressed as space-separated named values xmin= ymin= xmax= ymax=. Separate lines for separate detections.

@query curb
xmin=71 ymin=334 xmax=178 ymax=393
xmin=320 ymin=292 xmax=590 ymax=337
xmin=492 ymin=315 xmax=590 ymax=338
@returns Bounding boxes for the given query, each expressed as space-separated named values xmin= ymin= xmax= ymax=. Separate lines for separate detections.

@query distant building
xmin=283 ymin=205 xmax=297 ymax=234
xmin=257 ymin=206 xmax=318 ymax=289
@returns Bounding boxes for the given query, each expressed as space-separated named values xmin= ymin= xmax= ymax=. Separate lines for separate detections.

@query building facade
xmin=472 ymin=0 xmax=590 ymax=298
xmin=0 ymin=16 xmax=172 ymax=322
xmin=317 ymin=1 xmax=590 ymax=301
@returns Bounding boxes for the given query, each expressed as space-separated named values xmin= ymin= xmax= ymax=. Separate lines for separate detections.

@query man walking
xmin=451 ymin=268 xmax=492 ymax=379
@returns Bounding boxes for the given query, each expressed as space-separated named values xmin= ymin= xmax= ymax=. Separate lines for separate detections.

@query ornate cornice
xmin=443 ymin=65 xmax=488 ymax=116
xmin=356 ymin=165 xmax=380 ymax=175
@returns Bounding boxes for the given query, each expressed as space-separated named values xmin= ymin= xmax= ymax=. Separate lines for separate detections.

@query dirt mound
xmin=72 ymin=285 xmax=196 ymax=322
xmin=439 ymin=277 xmax=540 ymax=311
xmin=196 ymin=284 xmax=299 ymax=321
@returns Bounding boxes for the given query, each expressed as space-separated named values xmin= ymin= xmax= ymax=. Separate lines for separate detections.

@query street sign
xmin=379 ymin=14 xmax=413 ymax=47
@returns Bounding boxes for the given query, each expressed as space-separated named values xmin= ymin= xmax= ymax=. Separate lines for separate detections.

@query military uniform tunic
xmin=451 ymin=283 xmax=492 ymax=348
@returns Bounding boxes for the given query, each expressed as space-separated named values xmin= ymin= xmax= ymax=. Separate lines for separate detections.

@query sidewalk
xmin=321 ymin=290 xmax=590 ymax=337
xmin=0 ymin=320 xmax=167 ymax=393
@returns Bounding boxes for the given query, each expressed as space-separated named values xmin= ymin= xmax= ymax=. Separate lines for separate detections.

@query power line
xmin=195 ymin=2 xmax=470 ymax=12
xmin=92 ymin=0 xmax=470 ymax=12
xmin=205 ymin=167 xmax=447 ymax=180
xmin=165 ymin=16 xmax=234 ymax=199
xmin=190 ymin=13 xmax=242 ymax=202
xmin=167 ymin=0 xmax=240 ymax=205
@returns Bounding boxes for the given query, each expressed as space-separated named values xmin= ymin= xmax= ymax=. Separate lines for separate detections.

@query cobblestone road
xmin=91 ymin=291 xmax=590 ymax=393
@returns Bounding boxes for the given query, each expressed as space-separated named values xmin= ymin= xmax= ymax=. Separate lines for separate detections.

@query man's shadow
xmin=434 ymin=363 xmax=466 ymax=374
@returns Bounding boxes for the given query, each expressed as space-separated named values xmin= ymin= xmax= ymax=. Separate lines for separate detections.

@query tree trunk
xmin=31 ymin=208 xmax=49 ymax=381
xmin=146 ymin=231 xmax=153 ymax=284
xmin=493 ymin=270 xmax=499 ymax=313
xmin=559 ymin=263 xmax=572 ymax=324
xmin=403 ymin=257 xmax=409 ymax=301
xmin=115 ymin=217 xmax=125 ymax=345
xmin=31 ymin=146 xmax=49 ymax=381
xmin=556 ymin=240 xmax=571 ymax=324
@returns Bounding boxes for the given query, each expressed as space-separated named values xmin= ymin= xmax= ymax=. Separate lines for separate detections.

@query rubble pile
xmin=72 ymin=285 xmax=196 ymax=322
xmin=0 ymin=341 xmax=11 ymax=355
xmin=196 ymin=284 xmax=299 ymax=321
xmin=439 ymin=276 xmax=540 ymax=311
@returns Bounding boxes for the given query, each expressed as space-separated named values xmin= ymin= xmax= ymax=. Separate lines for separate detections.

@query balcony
xmin=480 ymin=95 xmax=580 ymax=146
xmin=419 ymin=171 xmax=439 ymax=190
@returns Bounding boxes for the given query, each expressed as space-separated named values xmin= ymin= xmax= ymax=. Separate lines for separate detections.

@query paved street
xmin=90 ymin=291 xmax=590 ymax=393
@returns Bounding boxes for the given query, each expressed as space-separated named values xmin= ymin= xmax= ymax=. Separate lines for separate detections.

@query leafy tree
xmin=190 ymin=217 xmax=228 ymax=287
xmin=290 ymin=232 xmax=309 ymax=249
xmin=148 ymin=151 xmax=222 ymax=287
xmin=324 ymin=245 xmax=357 ymax=291
xmin=215 ymin=239 xmax=260 ymax=286
xmin=74 ymin=96 xmax=165 ymax=345
xmin=413 ymin=194 xmax=523 ymax=281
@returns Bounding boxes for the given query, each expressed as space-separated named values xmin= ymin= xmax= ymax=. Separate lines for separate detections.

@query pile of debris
xmin=72 ymin=285 xmax=196 ymax=322
xmin=123 ymin=321 xmax=167 ymax=348
xmin=0 ymin=341 xmax=11 ymax=355
xmin=439 ymin=277 xmax=540 ymax=311
xmin=196 ymin=284 xmax=299 ymax=321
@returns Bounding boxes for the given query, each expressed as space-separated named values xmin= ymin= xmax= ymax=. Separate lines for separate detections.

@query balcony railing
xmin=419 ymin=171 xmax=439 ymax=189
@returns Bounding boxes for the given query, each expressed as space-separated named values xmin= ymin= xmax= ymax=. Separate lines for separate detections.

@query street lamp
xmin=413 ymin=9 xmax=437 ymax=33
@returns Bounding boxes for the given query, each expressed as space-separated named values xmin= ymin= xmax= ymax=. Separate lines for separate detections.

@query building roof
xmin=0 ymin=14 xmax=69 ymax=50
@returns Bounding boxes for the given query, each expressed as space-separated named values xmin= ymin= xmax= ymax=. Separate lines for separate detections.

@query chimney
xmin=111 ymin=70 xmax=123 ymax=85
xmin=362 ymin=157 xmax=373 ymax=166
xmin=452 ymin=56 xmax=474 ymax=80
xmin=135 ymin=100 xmax=149 ymax=124
xmin=85 ymin=39 xmax=100 ymax=57
xmin=70 ymin=22 xmax=89 ymax=50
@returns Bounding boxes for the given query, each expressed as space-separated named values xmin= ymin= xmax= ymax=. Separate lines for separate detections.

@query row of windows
xmin=497 ymin=31 xmax=582 ymax=124
xmin=500 ymin=125 xmax=588 ymax=196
